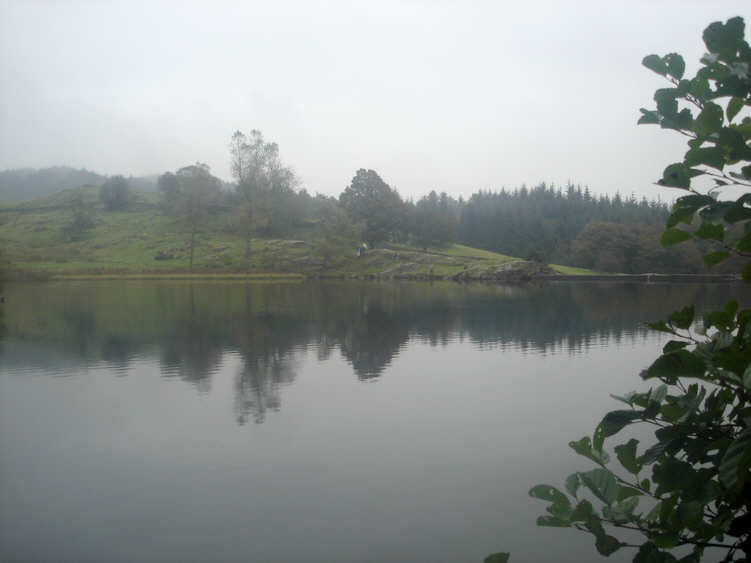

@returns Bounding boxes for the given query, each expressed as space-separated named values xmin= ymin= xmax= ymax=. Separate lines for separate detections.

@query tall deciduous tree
xmin=339 ymin=169 xmax=404 ymax=246
xmin=229 ymin=130 xmax=297 ymax=260
xmin=174 ymin=163 xmax=221 ymax=269
xmin=313 ymin=204 xmax=363 ymax=267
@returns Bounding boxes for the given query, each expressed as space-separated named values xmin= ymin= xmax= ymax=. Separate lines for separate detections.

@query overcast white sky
xmin=1 ymin=1 xmax=749 ymax=199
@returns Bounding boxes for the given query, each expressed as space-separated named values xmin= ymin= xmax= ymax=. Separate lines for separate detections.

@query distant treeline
xmin=0 ymin=133 xmax=713 ymax=273
xmin=456 ymin=185 xmax=704 ymax=272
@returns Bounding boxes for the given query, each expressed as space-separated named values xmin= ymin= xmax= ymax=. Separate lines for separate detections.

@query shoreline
xmin=3 ymin=269 xmax=742 ymax=284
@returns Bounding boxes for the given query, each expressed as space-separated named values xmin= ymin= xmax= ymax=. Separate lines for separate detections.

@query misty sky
xmin=1 ymin=1 xmax=749 ymax=200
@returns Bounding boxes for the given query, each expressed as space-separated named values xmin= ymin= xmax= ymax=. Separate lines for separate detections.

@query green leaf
xmin=664 ymin=53 xmax=685 ymax=80
xmin=683 ymin=146 xmax=725 ymax=170
xmin=674 ymin=108 xmax=693 ymax=130
xmin=643 ymin=400 xmax=660 ymax=419
xmin=536 ymin=515 xmax=570 ymax=527
xmin=705 ymin=300 xmax=738 ymax=331
xmin=634 ymin=541 xmax=678 ymax=563
xmin=639 ymin=441 xmax=669 ymax=465
xmin=694 ymin=102 xmax=724 ymax=137
xmin=655 ymin=89 xmax=679 ymax=119
xmin=736 ymin=118 xmax=751 ymax=138
xmin=643 ymin=54 xmax=668 ymax=76
xmin=579 ymin=469 xmax=618 ymax=506
xmin=663 ymin=340 xmax=688 ymax=354
xmin=615 ymin=439 xmax=642 ymax=475
xmin=653 ymin=458 xmax=699 ymax=496
xmin=569 ymin=436 xmax=609 ymax=464
xmin=723 ymin=202 xmax=751 ymax=223
xmin=565 ymin=473 xmax=580 ymax=498
xmin=658 ymin=494 xmax=678 ymax=526
xmin=678 ymin=385 xmax=705 ymax=421
xmin=484 ymin=553 xmax=510 ymax=563
xmin=645 ymin=502 xmax=662 ymax=523
xmin=584 ymin=514 xmax=623 ymax=556
xmin=610 ymin=391 xmax=637 ymax=406
xmin=675 ymin=79 xmax=691 ymax=96
xmin=658 ymin=163 xmax=691 ymax=189
xmin=595 ymin=411 xmax=642 ymax=450
xmin=638 ymin=108 xmax=660 ymax=125
xmin=694 ymin=221 xmax=724 ymax=242
xmin=529 ymin=484 xmax=570 ymax=507
xmin=677 ymin=500 xmax=703 ymax=529
xmin=668 ymin=305 xmax=694 ymax=329
xmin=569 ymin=499 xmax=594 ymax=523
xmin=704 ymin=251 xmax=731 ymax=267
xmin=617 ymin=485 xmax=643 ymax=501
xmin=718 ymin=426 xmax=751 ymax=490
xmin=650 ymin=384 xmax=668 ymax=404
xmin=743 ymin=364 xmax=751 ymax=389
xmin=699 ymin=201 xmax=736 ymax=222
xmin=645 ymin=350 xmax=705 ymax=381
xmin=595 ymin=533 xmax=622 ymax=556
xmin=653 ymin=533 xmax=679 ymax=549
xmin=718 ymin=128 xmax=751 ymax=160
xmin=703 ymin=16 xmax=745 ymax=62
xmin=689 ymin=76 xmax=711 ymax=101
xmin=661 ymin=404 xmax=684 ymax=422
xmin=569 ymin=436 xmax=593 ymax=457
xmin=727 ymin=97 xmax=744 ymax=122
xmin=668 ymin=194 xmax=714 ymax=227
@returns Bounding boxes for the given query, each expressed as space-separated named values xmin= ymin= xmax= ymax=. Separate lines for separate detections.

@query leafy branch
xmin=487 ymin=16 xmax=751 ymax=563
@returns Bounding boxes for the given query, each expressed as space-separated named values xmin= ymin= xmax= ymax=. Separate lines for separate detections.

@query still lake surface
xmin=1 ymin=280 xmax=749 ymax=563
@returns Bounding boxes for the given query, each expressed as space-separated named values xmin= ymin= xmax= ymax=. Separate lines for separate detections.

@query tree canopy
xmin=339 ymin=168 xmax=404 ymax=246
xmin=229 ymin=130 xmax=299 ymax=252
xmin=173 ymin=163 xmax=221 ymax=268
xmin=99 ymin=175 xmax=130 ymax=211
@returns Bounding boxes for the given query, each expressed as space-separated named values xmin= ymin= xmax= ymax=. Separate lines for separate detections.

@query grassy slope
xmin=549 ymin=264 xmax=599 ymax=275
xmin=0 ymin=187 xmax=596 ymax=278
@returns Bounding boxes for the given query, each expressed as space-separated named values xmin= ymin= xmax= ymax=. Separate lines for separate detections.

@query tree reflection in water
xmin=160 ymin=286 xmax=224 ymax=392
xmin=3 ymin=281 xmax=748 ymax=424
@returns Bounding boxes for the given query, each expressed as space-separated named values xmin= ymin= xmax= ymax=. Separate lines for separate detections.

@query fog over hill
xmin=0 ymin=166 xmax=159 ymax=203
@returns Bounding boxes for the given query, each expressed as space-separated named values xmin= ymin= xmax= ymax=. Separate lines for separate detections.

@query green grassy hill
xmin=0 ymin=187 xmax=592 ymax=279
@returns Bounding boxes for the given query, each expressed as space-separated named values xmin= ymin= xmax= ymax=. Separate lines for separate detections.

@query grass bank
xmin=0 ymin=187 xmax=598 ymax=281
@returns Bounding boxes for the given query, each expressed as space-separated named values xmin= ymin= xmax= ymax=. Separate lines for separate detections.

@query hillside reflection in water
xmin=2 ymin=281 xmax=747 ymax=426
